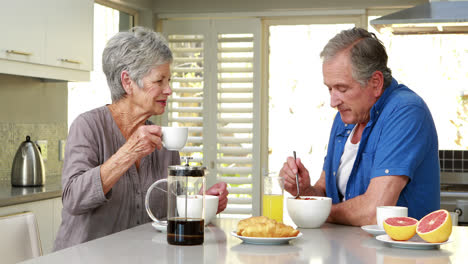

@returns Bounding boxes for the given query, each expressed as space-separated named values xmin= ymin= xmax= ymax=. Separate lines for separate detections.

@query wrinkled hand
xmin=207 ymin=182 xmax=229 ymax=214
xmin=124 ymin=125 xmax=163 ymax=161
xmin=279 ymin=156 xmax=311 ymax=196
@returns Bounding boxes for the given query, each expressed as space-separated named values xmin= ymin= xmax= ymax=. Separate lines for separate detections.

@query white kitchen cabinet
xmin=0 ymin=0 xmax=93 ymax=81
xmin=45 ymin=0 xmax=93 ymax=71
xmin=0 ymin=198 xmax=63 ymax=255
xmin=0 ymin=0 xmax=46 ymax=65
xmin=52 ymin=198 xmax=63 ymax=243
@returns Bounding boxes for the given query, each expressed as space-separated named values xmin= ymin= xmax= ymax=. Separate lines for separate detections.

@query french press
xmin=145 ymin=157 xmax=207 ymax=245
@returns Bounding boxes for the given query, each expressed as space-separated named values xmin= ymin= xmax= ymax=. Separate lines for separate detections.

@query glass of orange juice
xmin=262 ymin=172 xmax=284 ymax=222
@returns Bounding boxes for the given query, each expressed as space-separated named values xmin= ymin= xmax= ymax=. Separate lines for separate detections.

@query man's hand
xmin=207 ymin=182 xmax=229 ymax=214
xmin=279 ymin=156 xmax=312 ymax=196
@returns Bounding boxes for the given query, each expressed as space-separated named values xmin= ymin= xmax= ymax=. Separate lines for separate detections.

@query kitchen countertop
xmin=0 ymin=175 xmax=62 ymax=207
xmin=19 ymin=218 xmax=468 ymax=264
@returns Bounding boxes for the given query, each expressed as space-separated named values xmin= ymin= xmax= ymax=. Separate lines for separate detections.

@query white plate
xmin=361 ymin=225 xmax=386 ymax=236
xmin=152 ymin=222 xmax=167 ymax=233
xmin=231 ymin=231 xmax=302 ymax=245
xmin=376 ymin=234 xmax=453 ymax=249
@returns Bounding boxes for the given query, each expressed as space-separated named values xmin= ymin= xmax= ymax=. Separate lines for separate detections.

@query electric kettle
xmin=11 ymin=136 xmax=46 ymax=187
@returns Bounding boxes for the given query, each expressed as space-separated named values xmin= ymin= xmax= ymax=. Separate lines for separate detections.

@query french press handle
xmin=145 ymin=179 xmax=168 ymax=226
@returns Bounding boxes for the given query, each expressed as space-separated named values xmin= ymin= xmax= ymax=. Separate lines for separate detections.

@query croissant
xmin=237 ymin=216 xmax=299 ymax=237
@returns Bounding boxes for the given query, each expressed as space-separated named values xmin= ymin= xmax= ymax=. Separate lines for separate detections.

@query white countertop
xmin=20 ymin=218 xmax=468 ymax=264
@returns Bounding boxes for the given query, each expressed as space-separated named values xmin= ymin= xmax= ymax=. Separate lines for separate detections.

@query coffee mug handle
xmin=145 ymin=179 xmax=167 ymax=226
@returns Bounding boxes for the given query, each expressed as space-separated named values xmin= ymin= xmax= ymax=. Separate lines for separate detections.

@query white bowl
xmin=287 ymin=196 xmax=332 ymax=228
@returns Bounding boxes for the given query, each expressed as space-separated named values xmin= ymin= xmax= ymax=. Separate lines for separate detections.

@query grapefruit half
xmin=416 ymin=209 xmax=452 ymax=243
xmin=383 ymin=217 xmax=418 ymax=241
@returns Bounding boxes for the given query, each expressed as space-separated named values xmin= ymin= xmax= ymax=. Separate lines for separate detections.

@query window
xmin=162 ymin=18 xmax=261 ymax=217
xmin=265 ymin=17 xmax=363 ymax=184
xmin=68 ymin=3 xmax=135 ymax=128
xmin=368 ymin=16 xmax=468 ymax=150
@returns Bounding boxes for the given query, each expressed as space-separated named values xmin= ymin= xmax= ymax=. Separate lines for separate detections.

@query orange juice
xmin=263 ymin=194 xmax=283 ymax=222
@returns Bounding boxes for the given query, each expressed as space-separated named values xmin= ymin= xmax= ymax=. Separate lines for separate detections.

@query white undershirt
xmin=337 ymin=126 xmax=360 ymax=201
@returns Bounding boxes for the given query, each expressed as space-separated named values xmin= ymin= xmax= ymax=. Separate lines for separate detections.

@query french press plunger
xmin=145 ymin=156 xmax=207 ymax=245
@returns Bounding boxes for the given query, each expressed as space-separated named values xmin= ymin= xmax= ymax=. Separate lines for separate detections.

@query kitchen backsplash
xmin=439 ymin=150 xmax=468 ymax=172
xmin=0 ymin=123 xmax=67 ymax=183
xmin=0 ymin=74 xmax=68 ymax=184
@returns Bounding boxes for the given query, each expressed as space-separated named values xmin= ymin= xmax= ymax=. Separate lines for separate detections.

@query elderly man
xmin=280 ymin=27 xmax=440 ymax=226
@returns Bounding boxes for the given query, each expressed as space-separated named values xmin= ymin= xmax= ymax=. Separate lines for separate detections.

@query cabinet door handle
xmin=6 ymin=50 xmax=32 ymax=56
xmin=60 ymin=58 xmax=82 ymax=64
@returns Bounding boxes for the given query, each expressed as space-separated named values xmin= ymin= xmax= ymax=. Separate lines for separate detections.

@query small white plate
xmin=361 ymin=225 xmax=386 ymax=236
xmin=152 ymin=222 xmax=167 ymax=233
xmin=231 ymin=231 xmax=302 ymax=245
xmin=376 ymin=234 xmax=453 ymax=249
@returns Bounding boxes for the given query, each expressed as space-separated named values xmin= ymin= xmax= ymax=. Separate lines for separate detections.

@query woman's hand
xmin=279 ymin=156 xmax=312 ymax=196
xmin=207 ymin=182 xmax=229 ymax=214
xmin=100 ymin=125 xmax=163 ymax=194
xmin=124 ymin=125 xmax=163 ymax=161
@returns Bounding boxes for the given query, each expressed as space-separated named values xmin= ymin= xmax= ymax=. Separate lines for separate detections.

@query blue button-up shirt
xmin=323 ymin=78 xmax=440 ymax=220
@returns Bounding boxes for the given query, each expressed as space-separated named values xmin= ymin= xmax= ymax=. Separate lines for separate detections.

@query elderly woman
xmin=54 ymin=27 xmax=229 ymax=251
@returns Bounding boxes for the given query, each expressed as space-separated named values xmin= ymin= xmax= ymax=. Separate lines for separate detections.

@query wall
xmin=152 ymin=0 xmax=428 ymax=14
xmin=99 ymin=0 xmax=155 ymax=28
xmin=0 ymin=74 xmax=67 ymax=183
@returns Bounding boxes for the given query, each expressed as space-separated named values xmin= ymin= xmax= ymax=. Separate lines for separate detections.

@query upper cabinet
xmin=0 ymin=0 xmax=46 ymax=65
xmin=45 ymin=0 xmax=93 ymax=72
xmin=0 ymin=0 xmax=93 ymax=82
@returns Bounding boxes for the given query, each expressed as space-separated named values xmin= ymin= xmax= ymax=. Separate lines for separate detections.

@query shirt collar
xmin=369 ymin=78 xmax=399 ymax=121
xmin=337 ymin=122 xmax=355 ymax=137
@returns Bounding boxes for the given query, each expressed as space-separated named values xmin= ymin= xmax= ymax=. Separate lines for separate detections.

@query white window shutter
xmin=167 ymin=34 xmax=205 ymax=162
xmin=162 ymin=18 xmax=261 ymax=217
xmin=162 ymin=20 xmax=210 ymax=165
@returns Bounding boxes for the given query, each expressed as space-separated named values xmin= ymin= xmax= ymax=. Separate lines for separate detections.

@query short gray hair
xmin=320 ymin=27 xmax=392 ymax=89
xmin=102 ymin=26 xmax=173 ymax=102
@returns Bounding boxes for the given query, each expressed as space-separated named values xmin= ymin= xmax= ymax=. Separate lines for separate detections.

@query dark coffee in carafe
xmin=167 ymin=218 xmax=204 ymax=245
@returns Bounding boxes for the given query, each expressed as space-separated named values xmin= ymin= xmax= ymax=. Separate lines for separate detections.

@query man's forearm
xmin=326 ymin=175 xmax=408 ymax=226
xmin=302 ymin=184 xmax=326 ymax=197
xmin=327 ymin=195 xmax=375 ymax=226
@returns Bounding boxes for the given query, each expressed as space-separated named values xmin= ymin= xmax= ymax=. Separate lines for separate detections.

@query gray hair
xmin=102 ymin=26 xmax=173 ymax=102
xmin=320 ymin=27 xmax=392 ymax=89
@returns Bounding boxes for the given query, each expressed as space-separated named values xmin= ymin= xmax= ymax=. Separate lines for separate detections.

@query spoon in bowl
xmin=293 ymin=151 xmax=300 ymax=199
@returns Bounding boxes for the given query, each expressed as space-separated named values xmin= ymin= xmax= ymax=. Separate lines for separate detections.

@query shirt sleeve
xmin=61 ymin=114 xmax=110 ymax=215
xmin=371 ymin=104 xmax=433 ymax=180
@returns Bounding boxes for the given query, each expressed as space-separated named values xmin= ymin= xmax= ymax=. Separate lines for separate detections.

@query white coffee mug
xmin=161 ymin=127 xmax=188 ymax=150
xmin=176 ymin=195 xmax=219 ymax=225
xmin=376 ymin=206 xmax=408 ymax=229
xmin=450 ymin=212 xmax=458 ymax=226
